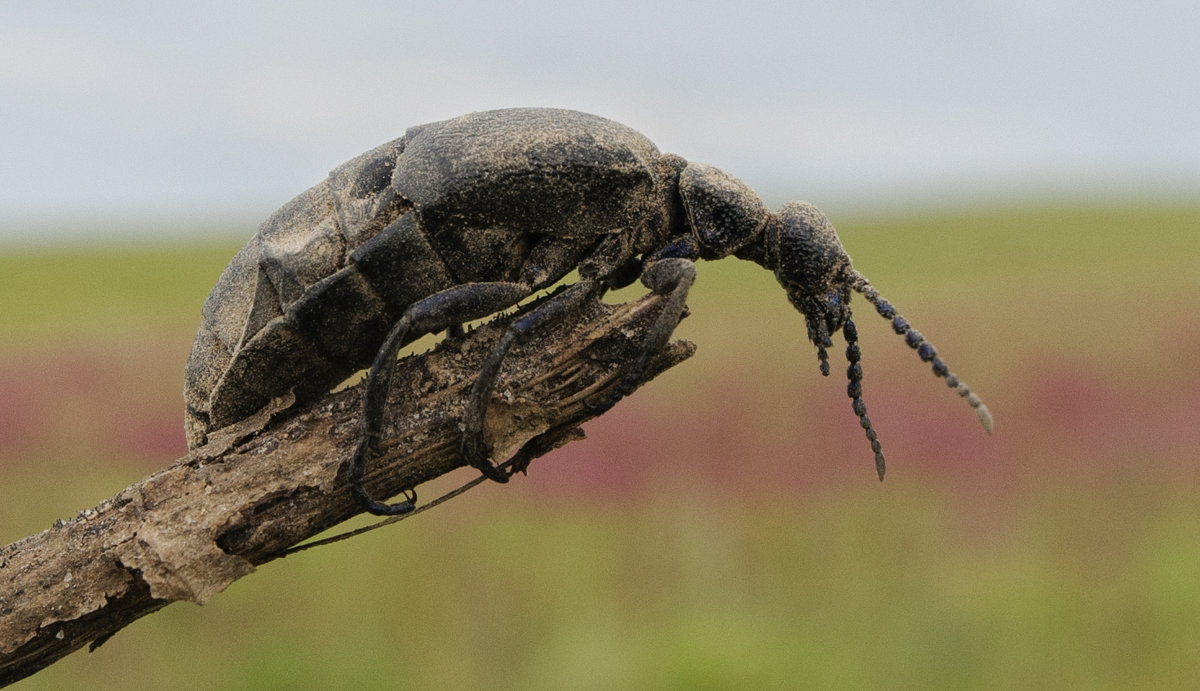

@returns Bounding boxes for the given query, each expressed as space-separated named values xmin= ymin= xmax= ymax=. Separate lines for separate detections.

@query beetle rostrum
xmin=184 ymin=107 xmax=992 ymax=515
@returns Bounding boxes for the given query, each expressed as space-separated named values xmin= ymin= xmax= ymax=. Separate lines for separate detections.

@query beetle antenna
xmin=844 ymin=318 xmax=886 ymax=480
xmin=848 ymin=272 xmax=993 ymax=434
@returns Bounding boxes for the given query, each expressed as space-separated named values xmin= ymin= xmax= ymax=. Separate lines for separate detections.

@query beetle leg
xmin=462 ymin=279 xmax=603 ymax=482
xmin=588 ymin=257 xmax=696 ymax=414
xmin=600 ymin=256 xmax=644 ymax=291
xmin=349 ymin=282 xmax=530 ymax=516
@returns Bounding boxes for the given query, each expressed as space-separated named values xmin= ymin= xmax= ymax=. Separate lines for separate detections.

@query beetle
xmin=185 ymin=107 xmax=992 ymax=516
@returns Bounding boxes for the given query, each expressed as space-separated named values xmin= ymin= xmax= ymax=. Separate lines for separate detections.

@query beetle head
xmin=772 ymin=201 xmax=855 ymax=365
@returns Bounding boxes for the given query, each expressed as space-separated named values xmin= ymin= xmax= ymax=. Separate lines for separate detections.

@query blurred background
xmin=3 ymin=1 xmax=1198 ymax=688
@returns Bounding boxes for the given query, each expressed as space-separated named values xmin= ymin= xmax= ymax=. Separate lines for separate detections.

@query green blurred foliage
xmin=3 ymin=204 xmax=1199 ymax=689
xmin=0 ymin=242 xmax=236 ymax=343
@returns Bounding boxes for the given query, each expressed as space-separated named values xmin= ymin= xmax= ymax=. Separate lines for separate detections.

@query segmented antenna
xmin=848 ymin=272 xmax=994 ymax=435
xmin=843 ymin=318 xmax=886 ymax=480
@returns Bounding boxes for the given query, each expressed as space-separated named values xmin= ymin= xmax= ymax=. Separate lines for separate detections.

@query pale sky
xmin=2 ymin=0 xmax=1198 ymax=241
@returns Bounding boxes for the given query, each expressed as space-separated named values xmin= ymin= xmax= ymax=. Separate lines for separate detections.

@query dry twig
xmin=0 ymin=292 xmax=694 ymax=685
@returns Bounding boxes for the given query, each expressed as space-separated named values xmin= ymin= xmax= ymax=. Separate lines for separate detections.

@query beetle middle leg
xmin=460 ymin=279 xmax=603 ymax=480
xmin=349 ymin=281 xmax=531 ymax=515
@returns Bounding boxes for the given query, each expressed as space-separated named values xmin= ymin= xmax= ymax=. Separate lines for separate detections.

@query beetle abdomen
xmin=184 ymin=138 xmax=411 ymax=446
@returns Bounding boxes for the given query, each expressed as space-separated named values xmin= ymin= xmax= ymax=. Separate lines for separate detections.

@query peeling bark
xmin=0 ymin=292 xmax=694 ymax=686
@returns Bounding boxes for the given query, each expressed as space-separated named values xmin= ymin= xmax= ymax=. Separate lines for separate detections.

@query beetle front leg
xmin=588 ymin=256 xmax=696 ymax=414
xmin=349 ymin=282 xmax=530 ymax=516
xmin=461 ymin=279 xmax=603 ymax=481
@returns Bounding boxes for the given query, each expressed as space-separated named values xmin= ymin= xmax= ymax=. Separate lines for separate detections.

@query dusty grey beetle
xmin=185 ymin=107 xmax=992 ymax=515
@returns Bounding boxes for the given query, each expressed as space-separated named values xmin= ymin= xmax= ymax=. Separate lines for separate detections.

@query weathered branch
xmin=0 ymin=292 xmax=695 ymax=686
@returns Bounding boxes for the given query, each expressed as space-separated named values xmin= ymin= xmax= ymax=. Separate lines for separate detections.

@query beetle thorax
xmin=677 ymin=162 xmax=771 ymax=259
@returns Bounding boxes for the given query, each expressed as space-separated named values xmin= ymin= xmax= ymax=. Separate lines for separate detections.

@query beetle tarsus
xmin=347 ymin=438 xmax=418 ymax=515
